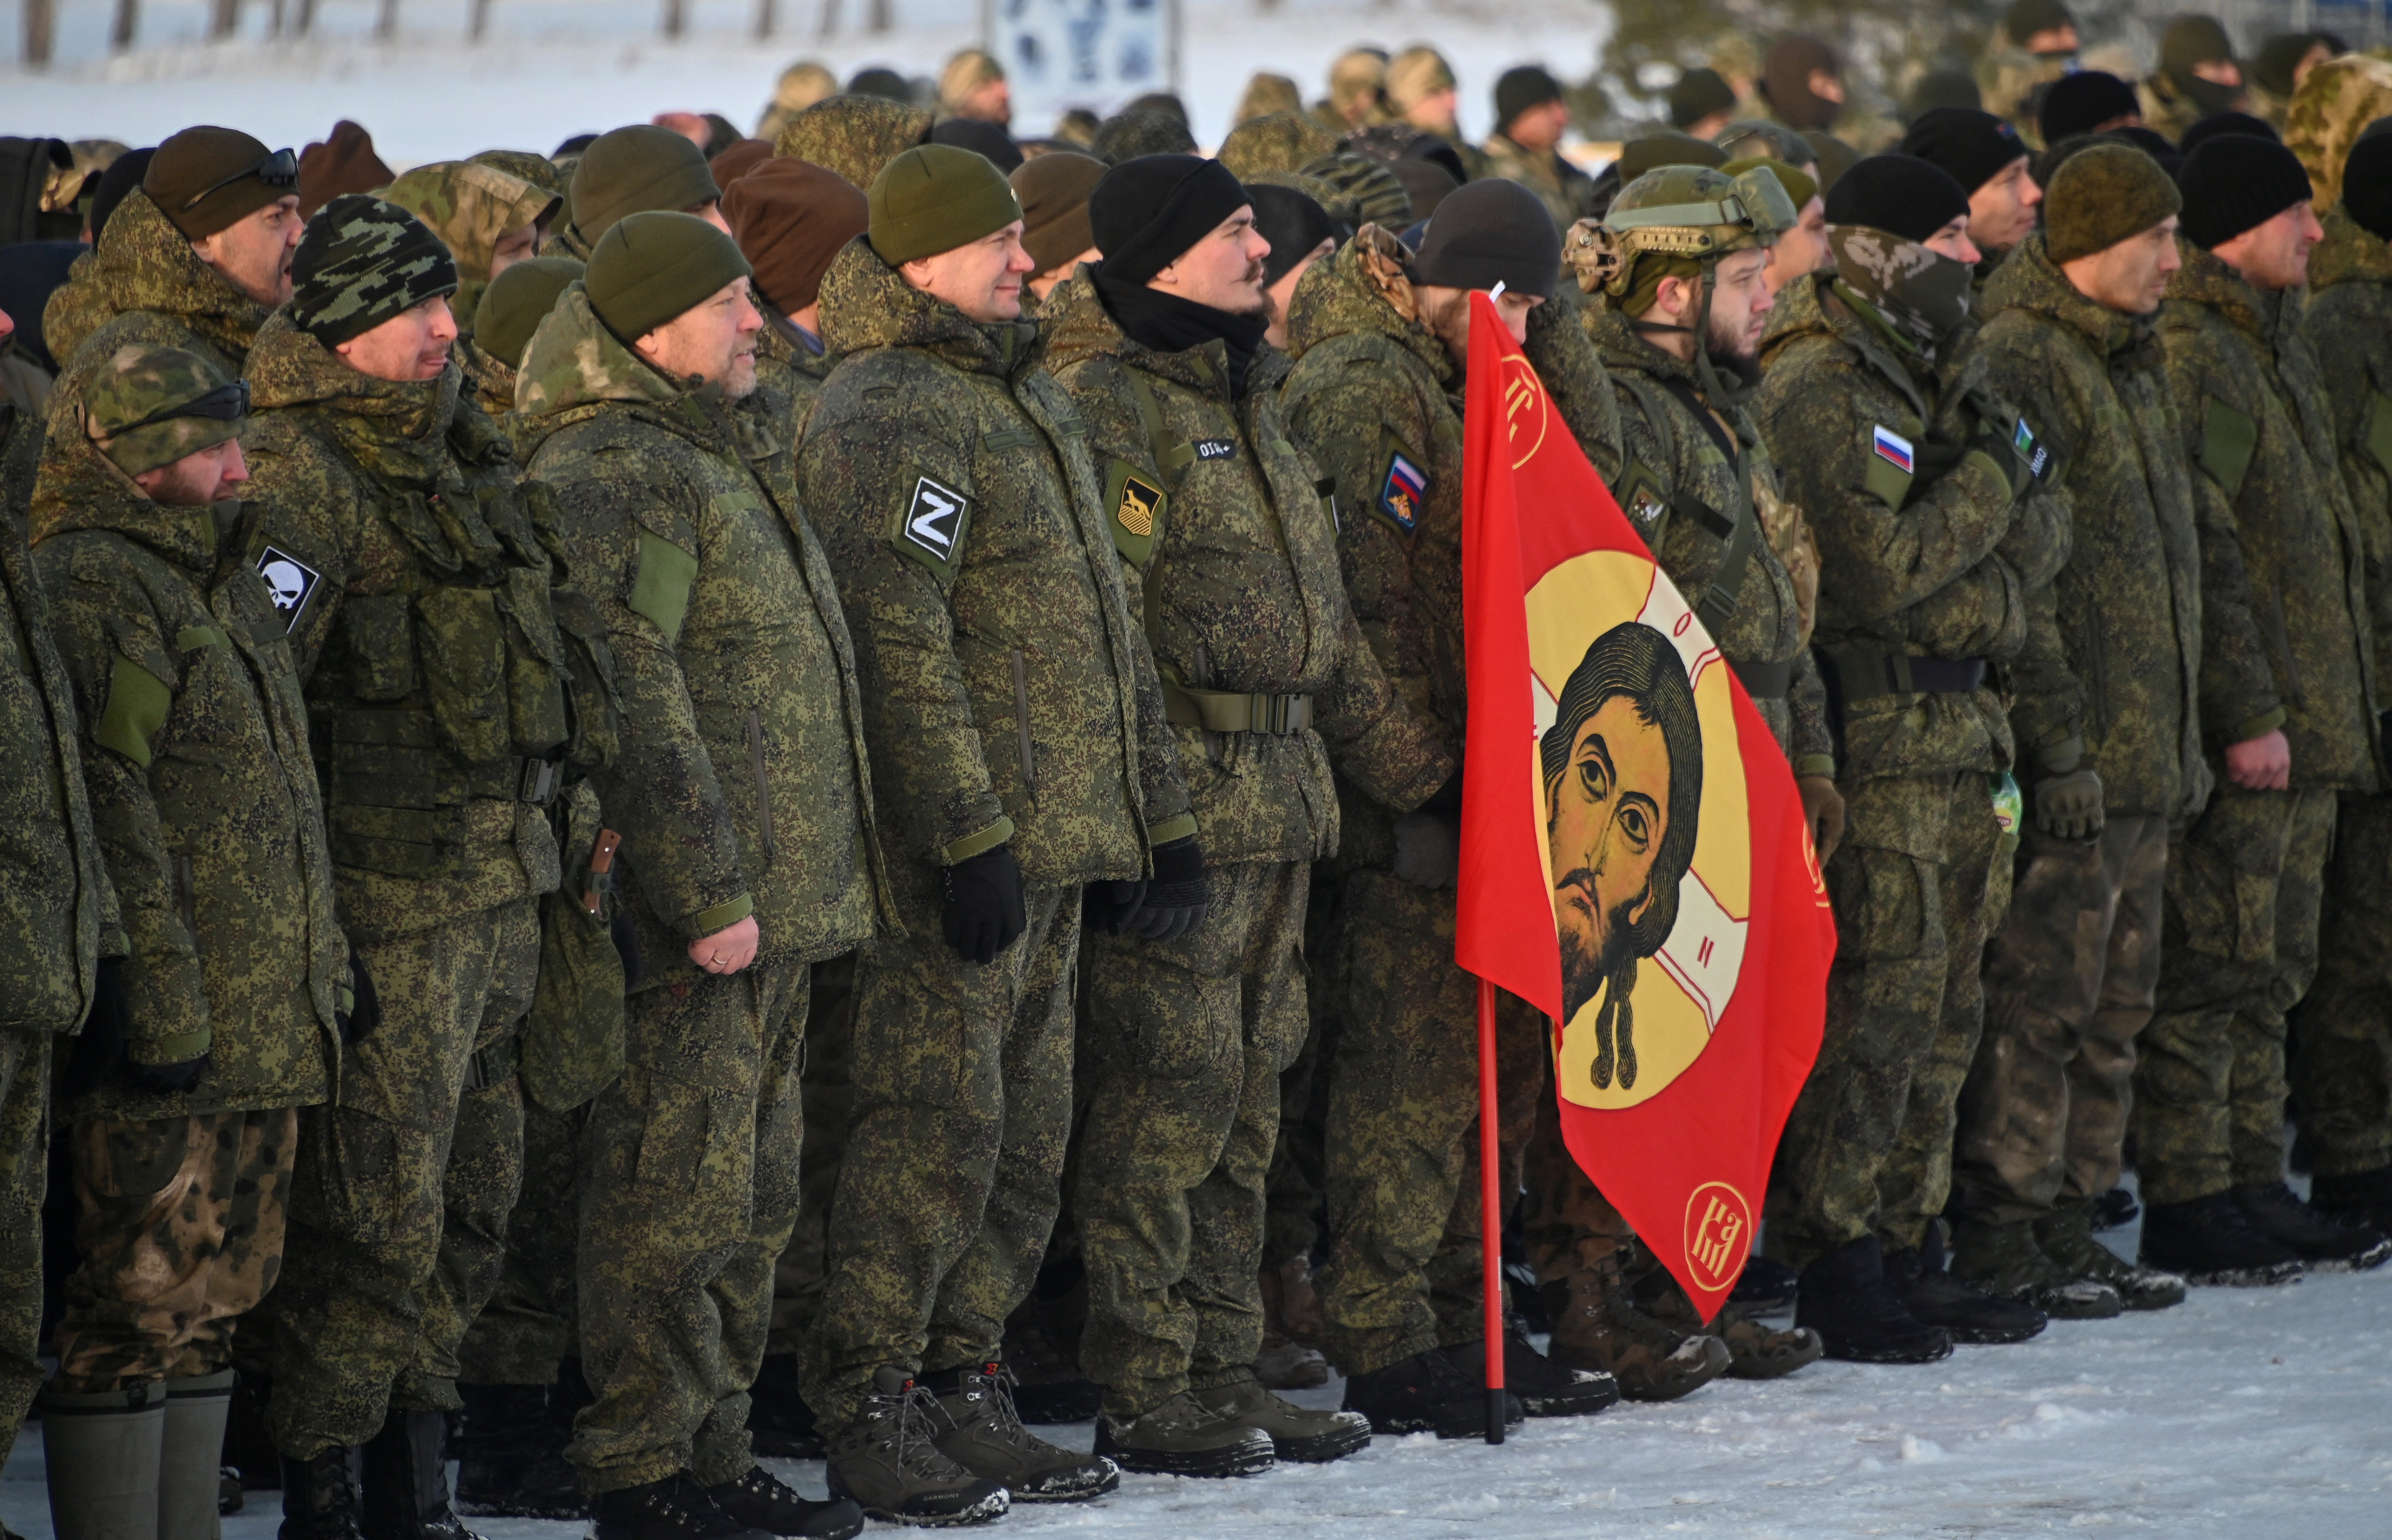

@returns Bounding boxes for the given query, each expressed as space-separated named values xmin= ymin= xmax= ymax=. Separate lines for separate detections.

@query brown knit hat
xmin=2046 ymin=141 xmax=2182 ymax=264
xmin=1009 ymin=150 xmax=1105 ymax=273
xmin=710 ymin=138 xmax=776 ymax=191
xmin=297 ymin=121 xmax=394 ymax=218
xmin=144 ymin=127 xmax=295 ymax=239
xmin=723 ymin=157 xmax=867 ymax=312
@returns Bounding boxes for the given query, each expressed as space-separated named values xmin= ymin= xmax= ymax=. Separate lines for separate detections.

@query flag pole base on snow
xmin=1477 ymin=976 xmax=1506 ymax=1446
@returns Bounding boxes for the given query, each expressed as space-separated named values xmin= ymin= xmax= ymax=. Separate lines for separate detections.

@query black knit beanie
xmin=2178 ymin=111 xmax=2280 ymax=158
xmin=1823 ymin=154 xmax=1970 ymax=243
xmin=2342 ymin=131 xmax=2392 ymax=244
xmin=1090 ymin=154 xmax=1250 ymax=284
xmin=288 ymin=195 xmax=459 ymax=347
xmin=2038 ymin=71 xmax=2142 ymax=145
xmin=1494 ymin=66 xmax=1565 ymax=134
xmin=1898 ymin=107 xmax=2027 ymax=195
xmin=1407 ymin=177 xmax=1560 ymax=297
xmin=2176 ymin=134 xmax=2312 ymax=249
xmin=1249 ymin=182 xmax=1336 ymax=287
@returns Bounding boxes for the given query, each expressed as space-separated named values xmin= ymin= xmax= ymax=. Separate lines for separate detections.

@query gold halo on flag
xmin=1525 ymin=549 xmax=1752 ymax=1111
xmin=1502 ymin=349 xmax=1550 ymax=469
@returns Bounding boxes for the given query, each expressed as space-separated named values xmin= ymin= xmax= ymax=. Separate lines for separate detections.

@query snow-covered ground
xmin=0 ymin=0 xmax=1611 ymax=164
xmin=6 ymin=1196 xmax=2390 ymax=1539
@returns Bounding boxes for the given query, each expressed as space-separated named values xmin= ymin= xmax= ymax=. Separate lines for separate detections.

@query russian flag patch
xmin=1378 ymin=451 xmax=1429 ymax=530
xmin=1872 ymin=425 xmax=1915 ymax=474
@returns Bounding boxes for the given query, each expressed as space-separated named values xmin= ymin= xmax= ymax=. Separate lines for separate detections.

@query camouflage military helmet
xmin=1568 ymin=163 xmax=1795 ymax=299
xmin=85 ymin=342 xmax=248 ymax=477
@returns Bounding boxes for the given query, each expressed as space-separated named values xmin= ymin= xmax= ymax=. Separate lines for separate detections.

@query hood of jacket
xmin=2163 ymin=239 xmax=2286 ymax=345
xmin=1283 ymin=223 xmax=1453 ymax=386
xmin=26 ymin=402 xmax=225 ymax=571
xmin=509 ymin=281 xmax=759 ymax=468
xmin=772 ymin=97 xmax=935 ymax=192
xmin=379 ymin=160 xmax=560 ymax=333
xmin=244 ymin=310 xmax=503 ymax=484
xmin=2307 ymin=204 xmax=2392 ymax=293
xmin=816 ymin=235 xmax=1037 ymax=382
xmin=46 ymin=189 xmax=272 ymax=370
xmin=1979 ymin=231 xmax=2152 ymax=358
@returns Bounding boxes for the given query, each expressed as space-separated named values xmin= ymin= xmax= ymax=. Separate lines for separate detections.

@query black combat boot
xmin=925 ymin=1361 xmax=1118 ymax=1501
xmin=1339 ymin=1348 xmax=1523 ymax=1439
xmin=591 ymin=1474 xmax=773 ymax=1540
xmin=1948 ymin=1217 xmax=2123 ymax=1319
xmin=1447 ymin=1326 xmax=1620 ymax=1417
xmin=2140 ymin=1192 xmax=2305 ymax=1285
xmin=1794 ymin=1235 xmax=1953 ymax=1364
xmin=2310 ymin=1165 xmax=2392 ymax=1235
xmin=359 ymin=1408 xmax=482 ymax=1540
xmin=452 ymin=1381 xmax=586 ymax=1519
xmin=2231 ymin=1181 xmax=2392 ymax=1271
xmin=281 ymin=1446 xmax=365 ymax=1540
xmin=1886 ymin=1224 xmax=2049 ymax=1344
xmin=706 ymin=1465 xmax=865 ymax=1539
xmin=823 ymin=1368 xmax=1007 ymax=1527
xmin=1093 ymin=1390 xmax=1277 ymax=1477
xmin=747 ymin=1353 xmax=825 ymax=1459
xmin=2034 ymin=1198 xmax=2185 ymax=1311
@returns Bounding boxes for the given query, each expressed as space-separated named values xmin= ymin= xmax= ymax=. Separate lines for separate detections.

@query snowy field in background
xmin=6 ymin=1199 xmax=2391 ymax=1538
xmin=0 ymin=0 xmax=1610 ymax=164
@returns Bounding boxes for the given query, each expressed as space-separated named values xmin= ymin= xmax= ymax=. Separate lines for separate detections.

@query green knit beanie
xmin=571 ymin=125 xmax=723 ymax=244
xmin=2045 ymin=142 xmax=2182 ymax=265
xmin=477 ymin=256 xmax=585 ymax=369
xmin=585 ymin=212 xmax=752 ymax=342
xmin=868 ymin=144 xmax=1023 ymax=267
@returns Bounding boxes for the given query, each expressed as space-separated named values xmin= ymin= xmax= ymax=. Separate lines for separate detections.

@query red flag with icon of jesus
xmin=1452 ymin=291 xmax=1834 ymax=1320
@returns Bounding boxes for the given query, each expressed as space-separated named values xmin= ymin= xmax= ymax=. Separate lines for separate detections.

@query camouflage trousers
xmin=766 ymin=954 xmax=857 ymax=1356
xmin=53 ymin=1108 xmax=299 ymax=1392
xmin=1075 ymin=861 xmax=1310 ymax=1417
xmin=1319 ymin=868 xmax=1545 ymax=1377
xmin=2288 ymin=793 xmax=2392 ymax=1178
xmin=265 ymin=897 xmax=540 ymax=1457
xmin=1260 ymin=877 xmax=1342 ymax=1273
xmin=1519 ymin=1088 xmax=1635 ymax=1283
xmin=0 ymin=1029 xmax=49 ymax=1465
xmin=801 ymin=884 xmax=1079 ymax=1435
xmin=2136 ymin=786 xmax=2336 ymax=1205
xmin=1952 ymin=815 xmax=2170 ymax=1225
xmin=456 ymin=1096 xmax=584 ymax=1385
xmin=1770 ymin=772 xmax=2004 ymax=1268
xmin=568 ymin=957 xmax=809 ymax=1495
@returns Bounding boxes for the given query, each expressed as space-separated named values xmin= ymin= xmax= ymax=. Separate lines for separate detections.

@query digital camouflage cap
xmin=287 ymin=195 xmax=460 ymax=347
xmin=85 ymin=342 xmax=247 ymax=477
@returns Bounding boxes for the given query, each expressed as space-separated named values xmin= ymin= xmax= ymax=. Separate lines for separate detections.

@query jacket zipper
xmin=746 ymin=708 xmax=776 ymax=865
xmin=1011 ymin=650 xmax=1037 ymax=795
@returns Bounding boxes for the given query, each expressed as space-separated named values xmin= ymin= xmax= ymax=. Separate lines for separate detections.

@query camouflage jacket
xmin=457 ymin=334 xmax=517 ymax=428
xmin=750 ymin=309 xmax=835 ymax=463
xmin=1037 ymin=276 xmax=1454 ymax=867
xmin=542 ymin=222 xmax=594 ymax=262
xmin=240 ymin=315 xmax=606 ymax=938
xmin=1524 ymin=285 xmax=1623 ymax=483
xmin=518 ymin=283 xmax=889 ymax=969
xmin=1480 ymin=134 xmax=1598 ymax=234
xmin=2158 ymin=244 xmax=2379 ymax=789
xmin=773 ymin=98 xmax=935 ymax=192
xmin=2302 ymin=207 xmax=2392 ymax=689
xmin=1975 ymin=233 xmax=2212 ymax=819
xmin=31 ymin=435 xmax=344 ymax=1119
xmin=1586 ymin=301 xmax=1832 ymax=772
xmin=379 ymin=160 xmax=557 ymax=335
xmin=0 ymin=440 xmax=115 ymax=1038
xmin=1977 ymin=44 xmax=2072 ymax=146
xmin=1756 ymin=273 xmax=2072 ymax=783
xmin=1279 ymin=227 xmax=1468 ymax=868
xmin=801 ymin=239 xmax=1193 ymax=889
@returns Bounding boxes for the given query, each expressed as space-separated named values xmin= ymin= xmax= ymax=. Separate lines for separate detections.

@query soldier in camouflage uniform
xmin=797 ymin=144 xmax=1191 ymax=1522
xmin=1755 ymin=155 xmax=2073 ymax=1364
xmin=1382 ymin=46 xmax=1492 ymax=183
xmin=2140 ymin=16 xmax=2250 ymax=147
xmin=2136 ymin=134 xmax=2392 ymax=1283
xmin=2290 ymin=134 xmax=2392 ymax=1235
xmin=379 ymin=159 xmax=560 ymax=412
xmin=772 ymin=95 xmax=935 ymax=197
xmin=2282 ymin=53 xmax=2392 ymax=220
xmin=1278 ymin=180 xmax=1566 ymax=1437
xmin=1947 ymin=144 xmax=2207 ymax=1317
xmin=1039 ymin=155 xmax=1459 ymax=1473
xmin=233 ymin=197 xmax=612 ymax=1537
xmin=27 ymin=344 xmax=348 ymax=1536
xmin=455 ymin=255 xmax=582 ymax=426
xmin=545 ymin=125 xmax=728 ymax=263
xmin=1976 ymin=0 xmax=2080 ymax=144
xmin=517 ymin=210 xmax=882 ymax=1538
xmin=1480 ymin=68 xmax=1598 ymax=234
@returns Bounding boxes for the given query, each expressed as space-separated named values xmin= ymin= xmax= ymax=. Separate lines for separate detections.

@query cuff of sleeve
xmin=1145 ymin=812 xmax=1199 ymax=846
xmin=132 ymin=1028 xmax=211 ymax=1066
xmin=1960 ymin=448 xmax=2015 ymax=500
xmin=2232 ymin=708 xmax=2288 ymax=744
xmin=942 ymin=816 xmax=1018 ymax=866
xmin=682 ymin=893 xmax=755 ymax=940
xmin=2034 ymin=732 xmax=2085 ymax=775
xmin=1794 ymin=754 xmax=1838 ymax=779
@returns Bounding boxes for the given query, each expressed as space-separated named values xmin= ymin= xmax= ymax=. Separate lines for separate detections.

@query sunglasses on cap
xmin=109 ymin=379 xmax=252 ymax=437
xmin=178 ymin=149 xmax=299 ymax=214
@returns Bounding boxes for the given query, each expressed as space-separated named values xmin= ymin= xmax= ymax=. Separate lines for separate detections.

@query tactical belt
xmin=462 ymin=1031 xmax=520 ymax=1092
xmin=330 ymin=712 xmax=563 ymax=807
xmin=1165 ymin=684 xmax=1315 ymax=735
xmin=1820 ymin=646 xmax=1986 ymax=701
xmin=1730 ymin=658 xmax=1793 ymax=699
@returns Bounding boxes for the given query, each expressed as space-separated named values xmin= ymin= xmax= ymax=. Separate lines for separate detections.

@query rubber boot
xmin=279 ymin=1447 xmax=364 ymax=1540
xmin=38 ymin=1379 xmax=167 ymax=1540
xmin=159 ymin=1371 xmax=235 ymax=1540
xmin=359 ymin=1408 xmax=483 ymax=1540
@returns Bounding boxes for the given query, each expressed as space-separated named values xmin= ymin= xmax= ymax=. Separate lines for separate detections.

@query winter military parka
xmin=1037 ymin=275 xmax=1455 ymax=868
xmin=30 ymin=433 xmax=346 ymax=1120
xmin=240 ymin=314 xmax=617 ymax=939
xmin=1754 ymin=272 xmax=2073 ymax=783
xmin=800 ymin=238 xmax=1193 ymax=889
xmin=2157 ymin=243 xmax=2380 ymax=790
xmin=517 ymin=283 xmax=891 ymax=973
xmin=1973 ymin=233 xmax=2212 ymax=821
xmin=2298 ymin=207 xmax=2392 ymax=694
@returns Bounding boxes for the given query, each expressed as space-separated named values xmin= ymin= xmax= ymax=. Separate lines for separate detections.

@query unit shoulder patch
xmin=1190 ymin=437 xmax=1237 ymax=462
xmin=1377 ymin=450 xmax=1429 ymax=532
xmin=1102 ymin=456 xmax=1167 ymax=568
xmin=255 ymin=546 xmax=323 ymax=634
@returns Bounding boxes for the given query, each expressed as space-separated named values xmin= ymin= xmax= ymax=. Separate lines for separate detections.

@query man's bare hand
xmin=2225 ymin=728 xmax=2291 ymax=791
xmin=688 ymin=915 xmax=759 ymax=975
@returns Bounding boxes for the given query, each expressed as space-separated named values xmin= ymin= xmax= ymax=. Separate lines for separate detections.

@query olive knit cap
xmin=585 ymin=210 xmax=752 ymax=342
xmin=85 ymin=342 xmax=246 ymax=477
xmin=477 ymin=256 xmax=585 ymax=370
xmin=571 ymin=125 xmax=723 ymax=244
xmin=1010 ymin=150 xmax=1107 ymax=273
xmin=2044 ymin=142 xmax=2182 ymax=263
xmin=144 ymin=126 xmax=295 ymax=240
xmin=1722 ymin=155 xmax=1818 ymax=211
xmin=868 ymin=143 xmax=1023 ymax=267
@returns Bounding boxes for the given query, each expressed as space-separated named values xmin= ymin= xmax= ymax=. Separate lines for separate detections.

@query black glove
xmin=64 ymin=955 xmax=133 ymax=1094
xmin=338 ymin=949 xmax=381 ymax=1048
xmin=1124 ymin=836 xmax=1211 ymax=944
xmin=1084 ymin=877 xmax=1147 ymax=936
xmin=609 ymin=905 xmax=647 ymax=988
xmin=942 ymin=845 xmax=1028 ymax=965
xmin=1419 ymin=767 xmax=1463 ymax=817
xmin=2381 ymin=709 xmax=2391 ymax=761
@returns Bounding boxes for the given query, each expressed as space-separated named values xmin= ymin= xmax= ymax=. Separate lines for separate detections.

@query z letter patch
xmin=255 ymin=547 xmax=321 ymax=634
xmin=1378 ymin=451 xmax=1428 ymax=531
xmin=1872 ymin=425 xmax=1914 ymax=473
xmin=905 ymin=477 xmax=968 ymax=560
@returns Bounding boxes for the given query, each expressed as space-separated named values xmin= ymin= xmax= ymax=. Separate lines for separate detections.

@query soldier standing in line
xmin=544 ymin=124 xmax=730 ymax=263
xmin=1480 ymin=67 xmax=1597 ymax=233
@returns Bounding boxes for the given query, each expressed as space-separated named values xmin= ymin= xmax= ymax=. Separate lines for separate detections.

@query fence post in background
xmin=869 ymin=0 xmax=887 ymax=33
xmin=23 ymin=0 xmax=55 ymax=66
xmin=112 ymin=0 xmax=140 ymax=51
xmin=815 ymin=0 xmax=838 ymax=35
xmin=471 ymin=0 xmax=494 ymax=39
xmin=295 ymin=0 xmax=317 ymax=37
xmin=754 ymin=0 xmax=776 ymax=39
xmin=210 ymin=0 xmax=239 ymax=38
xmin=662 ymin=0 xmax=687 ymax=37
